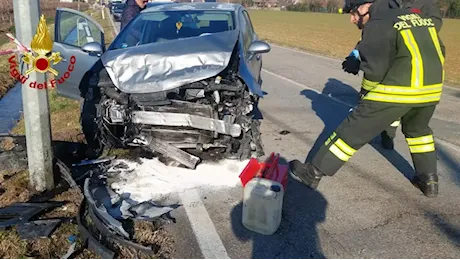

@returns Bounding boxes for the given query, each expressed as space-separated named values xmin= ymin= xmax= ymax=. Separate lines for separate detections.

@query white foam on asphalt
xmin=109 ymin=157 xmax=249 ymax=203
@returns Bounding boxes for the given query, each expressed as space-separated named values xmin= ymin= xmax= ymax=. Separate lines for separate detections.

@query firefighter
xmin=342 ymin=0 xmax=444 ymax=150
xmin=290 ymin=0 xmax=445 ymax=197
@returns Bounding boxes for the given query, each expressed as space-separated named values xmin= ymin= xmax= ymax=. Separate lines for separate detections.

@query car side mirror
xmin=247 ymin=40 xmax=271 ymax=60
xmin=82 ymin=42 xmax=104 ymax=57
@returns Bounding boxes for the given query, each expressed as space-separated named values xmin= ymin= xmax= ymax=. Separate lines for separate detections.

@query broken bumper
xmin=131 ymin=111 xmax=242 ymax=138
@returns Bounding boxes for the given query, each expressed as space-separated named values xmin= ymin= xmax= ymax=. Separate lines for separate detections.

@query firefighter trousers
xmin=360 ymin=89 xmax=400 ymax=140
xmin=382 ymin=120 xmax=400 ymax=139
xmin=310 ymin=100 xmax=437 ymax=176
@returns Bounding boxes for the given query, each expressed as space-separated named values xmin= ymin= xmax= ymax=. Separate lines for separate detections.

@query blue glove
xmin=349 ymin=49 xmax=361 ymax=60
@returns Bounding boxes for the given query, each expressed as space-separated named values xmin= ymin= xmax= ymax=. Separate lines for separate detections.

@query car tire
xmin=81 ymin=95 xmax=104 ymax=160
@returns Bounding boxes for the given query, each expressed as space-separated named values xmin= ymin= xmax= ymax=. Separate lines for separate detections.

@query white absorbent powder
xmin=108 ymin=157 xmax=250 ymax=203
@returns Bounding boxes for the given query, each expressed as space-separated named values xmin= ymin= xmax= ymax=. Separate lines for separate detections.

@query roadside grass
xmin=248 ymin=10 xmax=460 ymax=86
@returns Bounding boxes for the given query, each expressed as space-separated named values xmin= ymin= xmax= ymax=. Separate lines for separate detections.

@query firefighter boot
xmin=380 ymin=132 xmax=394 ymax=150
xmin=289 ymin=160 xmax=324 ymax=190
xmin=412 ymin=173 xmax=438 ymax=197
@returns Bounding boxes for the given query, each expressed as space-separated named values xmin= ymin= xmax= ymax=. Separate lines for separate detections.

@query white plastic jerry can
xmin=242 ymin=177 xmax=285 ymax=235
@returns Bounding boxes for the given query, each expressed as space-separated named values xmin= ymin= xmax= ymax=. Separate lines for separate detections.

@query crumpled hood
xmin=101 ymin=30 xmax=239 ymax=94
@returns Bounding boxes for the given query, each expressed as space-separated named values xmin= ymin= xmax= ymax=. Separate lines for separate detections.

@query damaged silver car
xmin=52 ymin=3 xmax=271 ymax=169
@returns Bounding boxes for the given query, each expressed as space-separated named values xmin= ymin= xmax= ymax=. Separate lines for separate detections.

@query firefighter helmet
xmin=343 ymin=0 xmax=375 ymax=13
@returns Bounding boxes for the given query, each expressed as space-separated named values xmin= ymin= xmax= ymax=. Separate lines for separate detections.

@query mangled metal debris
xmin=131 ymin=111 xmax=243 ymax=137
xmin=72 ymin=156 xmax=116 ymax=167
xmin=56 ymin=158 xmax=78 ymax=188
xmin=16 ymin=219 xmax=62 ymax=240
xmin=101 ymin=30 xmax=238 ymax=94
xmin=144 ymin=136 xmax=201 ymax=169
xmin=0 ymin=134 xmax=175 ymax=257
xmin=0 ymin=202 xmax=66 ymax=230
xmin=76 ymin=200 xmax=116 ymax=259
xmin=74 ymin=161 xmax=179 ymax=258
xmin=83 ymin=178 xmax=131 ymax=239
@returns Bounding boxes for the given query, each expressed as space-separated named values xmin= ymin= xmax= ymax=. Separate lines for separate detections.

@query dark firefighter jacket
xmin=120 ymin=0 xmax=146 ymax=30
xmin=356 ymin=5 xmax=445 ymax=106
xmin=354 ymin=0 xmax=443 ymax=46
xmin=400 ymin=0 xmax=443 ymax=32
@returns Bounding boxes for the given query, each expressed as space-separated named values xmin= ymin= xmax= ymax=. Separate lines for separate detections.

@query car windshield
xmin=146 ymin=3 xmax=173 ymax=7
xmin=110 ymin=9 xmax=235 ymax=50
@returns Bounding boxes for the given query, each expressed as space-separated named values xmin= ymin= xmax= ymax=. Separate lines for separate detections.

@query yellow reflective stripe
xmin=428 ymin=27 xmax=445 ymax=65
xmin=401 ymin=29 xmax=424 ymax=88
xmin=362 ymin=84 xmax=442 ymax=95
xmin=406 ymin=135 xmax=435 ymax=154
xmin=329 ymin=144 xmax=350 ymax=161
xmin=325 ymin=132 xmax=337 ymax=146
xmin=328 ymin=138 xmax=356 ymax=162
xmin=362 ymin=78 xmax=379 ymax=90
xmin=363 ymin=92 xmax=441 ymax=103
xmin=335 ymin=138 xmax=356 ymax=156
xmin=408 ymin=143 xmax=435 ymax=153
xmin=390 ymin=120 xmax=400 ymax=127
xmin=428 ymin=27 xmax=445 ymax=82
xmin=406 ymin=135 xmax=434 ymax=145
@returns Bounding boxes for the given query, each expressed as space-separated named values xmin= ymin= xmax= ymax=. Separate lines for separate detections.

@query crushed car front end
xmin=82 ymin=6 xmax=266 ymax=169
xmin=89 ymin=36 xmax=263 ymax=168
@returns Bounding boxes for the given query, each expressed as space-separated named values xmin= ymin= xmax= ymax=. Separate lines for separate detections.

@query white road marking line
xmin=179 ymin=189 xmax=230 ymax=259
xmin=269 ymin=43 xmax=341 ymax=62
xmin=262 ymin=68 xmax=353 ymax=108
xmin=262 ymin=68 xmax=460 ymax=152
xmin=108 ymin=10 xmax=120 ymax=35
xmin=268 ymin=44 xmax=459 ymax=91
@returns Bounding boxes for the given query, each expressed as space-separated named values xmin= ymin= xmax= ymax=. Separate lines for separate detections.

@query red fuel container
xmin=239 ymin=153 xmax=289 ymax=191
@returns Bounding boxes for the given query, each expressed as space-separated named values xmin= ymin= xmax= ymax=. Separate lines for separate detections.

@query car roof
xmin=142 ymin=2 xmax=241 ymax=12
xmin=146 ymin=2 xmax=175 ymax=5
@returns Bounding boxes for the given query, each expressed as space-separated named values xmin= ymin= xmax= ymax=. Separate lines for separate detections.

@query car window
xmin=58 ymin=11 xmax=103 ymax=48
xmin=113 ymin=4 xmax=124 ymax=11
xmin=242 ymin=11 xmax=255 ymax=40
xmin=239 ymin=11 xmax=253 ymax=53
xmin=110 ymin=10 xmax=236 ymax=50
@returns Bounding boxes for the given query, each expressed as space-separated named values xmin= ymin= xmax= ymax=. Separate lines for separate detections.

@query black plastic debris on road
xmin=279 ymin=130 xmax=291 ymax=135
xmin=17 ymin=219 xmax=63 ymax=240
xmin=0 ymin=202 xmax=65 ymax=230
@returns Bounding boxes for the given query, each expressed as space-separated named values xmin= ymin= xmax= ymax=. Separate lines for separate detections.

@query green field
xmin=248 ymin=10 xmax=460 ymax=86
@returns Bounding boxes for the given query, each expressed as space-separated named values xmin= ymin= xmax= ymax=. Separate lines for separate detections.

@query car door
xmin=240 ymin=10 xmax=262 ymax=84
xmin=52 ymin=7 xmax=105 ymax=100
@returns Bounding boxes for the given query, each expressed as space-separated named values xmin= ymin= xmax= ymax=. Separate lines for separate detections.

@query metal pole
xmin=78 ymin=0 xmax=81 ymax=11
xmin=12 ymin=0 xmax=54 ymax=192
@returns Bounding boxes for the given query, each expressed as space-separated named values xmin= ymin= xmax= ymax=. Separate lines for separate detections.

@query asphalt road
xmin=111 ymin=20 xmax=460 ymax=258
